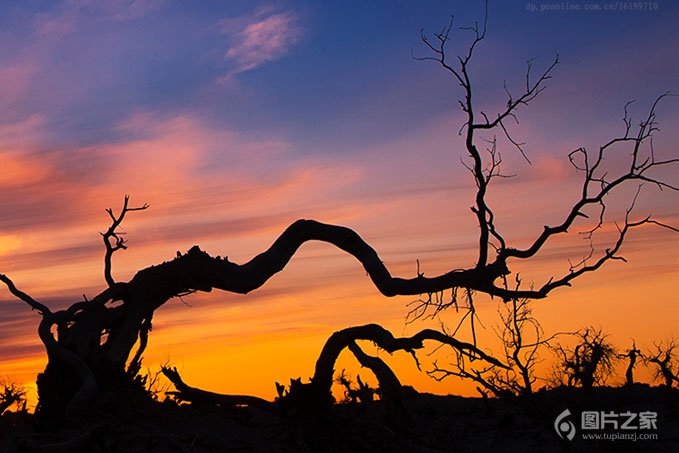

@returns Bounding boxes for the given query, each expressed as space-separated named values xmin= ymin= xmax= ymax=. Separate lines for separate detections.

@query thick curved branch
xmin=234 ymin=220 xmax=509 ymax=296
xmin=104 ymin=226 xmax=509 ymax=365
xmin=311 ymin=323 xmax=507 ymax=400
xmin=124 ymin=220 xmax=507 ymax=301
xmin=103 ymin=224 xmax=508 ymax=366
xmin=347 ymin=341 xmax=403 ymax=399
xmin=347 ymin=341 xmax=420 ymax=431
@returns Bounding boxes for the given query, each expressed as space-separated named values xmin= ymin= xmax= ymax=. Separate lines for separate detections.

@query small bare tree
xmin=553 ymin=327 xmax=617 ymax=390
xmin=619 ymin=341 xmax=642 ymax=386
xmin=427 ymin=297 xmax=561 ymax=397
xmin=0 ymin=379 xmax=26 ymax=415
xmin=647 ymin=339 xmax=679 ymax=388
xmin=490 ymin=298 xmax=562 ymax=395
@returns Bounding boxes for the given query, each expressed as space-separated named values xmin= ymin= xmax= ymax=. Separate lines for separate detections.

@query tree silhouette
xmin=554 ymin=327 xmax=617 ymax=391
xmin=1 ymin=6 xmax=677 ymax=421
xmin=429 ymin=298 xmax=563 ymax=397
xmin=647 ymin=339 xmax=679 ymax=388
xmin=620 ymin=341 xmax=642 ymax=386
xmin=0 ymin=380 xmax=26 ymax=415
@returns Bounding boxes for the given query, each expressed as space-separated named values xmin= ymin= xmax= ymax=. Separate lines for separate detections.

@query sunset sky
xmin=1 ymin=0 xmax=678 ymax=407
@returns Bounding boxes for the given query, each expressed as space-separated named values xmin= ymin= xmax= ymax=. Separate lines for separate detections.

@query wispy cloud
xmin=217 ymin=7 xmax=302 ymax=79
xmin=33 ymin=0 xmax=164 ymax=36
xmin=107 ymin=0 xmax=166 ymax=21
xmin=33 ymin=9 xmax=78 ymax=36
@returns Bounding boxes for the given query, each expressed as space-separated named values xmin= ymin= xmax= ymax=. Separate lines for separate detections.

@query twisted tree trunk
xmin=0 ymin=218 xmax=509 ymax=420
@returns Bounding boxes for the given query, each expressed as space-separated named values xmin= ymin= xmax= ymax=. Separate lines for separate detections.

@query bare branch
xmin=102 ymin=195 xmax=149 ymax=288
xmin=0 ymin=274 xmax=52 ymax=315
xmin=493 ymin=93 xmax=678 ymax=299
xmin=473 ymin=55 xmax=559 ymax=131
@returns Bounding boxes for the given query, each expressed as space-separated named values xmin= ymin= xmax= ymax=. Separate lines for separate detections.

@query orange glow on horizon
xmin=3 ymin=236 xmax=677 ymax=411
xmin=1 ymin=138 xmax=677 ymax=408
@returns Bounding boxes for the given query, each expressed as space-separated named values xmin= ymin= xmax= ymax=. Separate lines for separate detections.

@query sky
xmin=0 ymin=0 xmax=678 ymax=408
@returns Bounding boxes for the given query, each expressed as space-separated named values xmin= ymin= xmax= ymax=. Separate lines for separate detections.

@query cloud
xmin=0 ymin=115 xmax=45 ymax=147
xmin=33 ymin=0 xmax=164 ymax=36
xmin=218 ymin=8 xmax=302 ymax=78
xmin=33 ymin=9 xmax=78 ymax=36
xmin=0 ymin=150 xmax=53 ymax=189
xmin=0 ymin=108 xmax=370 ymax=285
xmin=107 ymin=0 xmax=165 ymax=21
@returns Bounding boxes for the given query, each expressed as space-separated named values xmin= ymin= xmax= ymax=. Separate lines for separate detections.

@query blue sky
xmin=3 ymin=0 xmax=676 ymax=151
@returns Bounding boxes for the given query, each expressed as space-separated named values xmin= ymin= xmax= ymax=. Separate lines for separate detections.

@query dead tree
xmin=554 ymin=327 xmax=617 ymax=390
xmin=429 ymin=297 xmax=563 ymax=397
xmin=493 ymin=298 xmax=562 ymax=395
xmin=1 ymin=6 xmax=677 ymax=419
xmin=0 ymin=380 xmax=26 ymax=415
xmin=647 ymin=339 xmax=679 ymax=388
xmin=619 ymin=341 xmax=642 ymax=386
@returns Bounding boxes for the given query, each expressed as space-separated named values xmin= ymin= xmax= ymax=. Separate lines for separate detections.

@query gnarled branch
xmin=311 ymin=323 xmax=507 ymax=400
xmin=102 ymin=195 xmax=148 ymax=288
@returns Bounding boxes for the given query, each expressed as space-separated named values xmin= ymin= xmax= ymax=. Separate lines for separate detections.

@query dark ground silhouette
xmin=2 ymin=384 xmax=678 ymax=452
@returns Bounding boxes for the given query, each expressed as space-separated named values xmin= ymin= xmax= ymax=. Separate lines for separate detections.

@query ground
xmin=1 ymin=385 xmax=678 ymax=452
